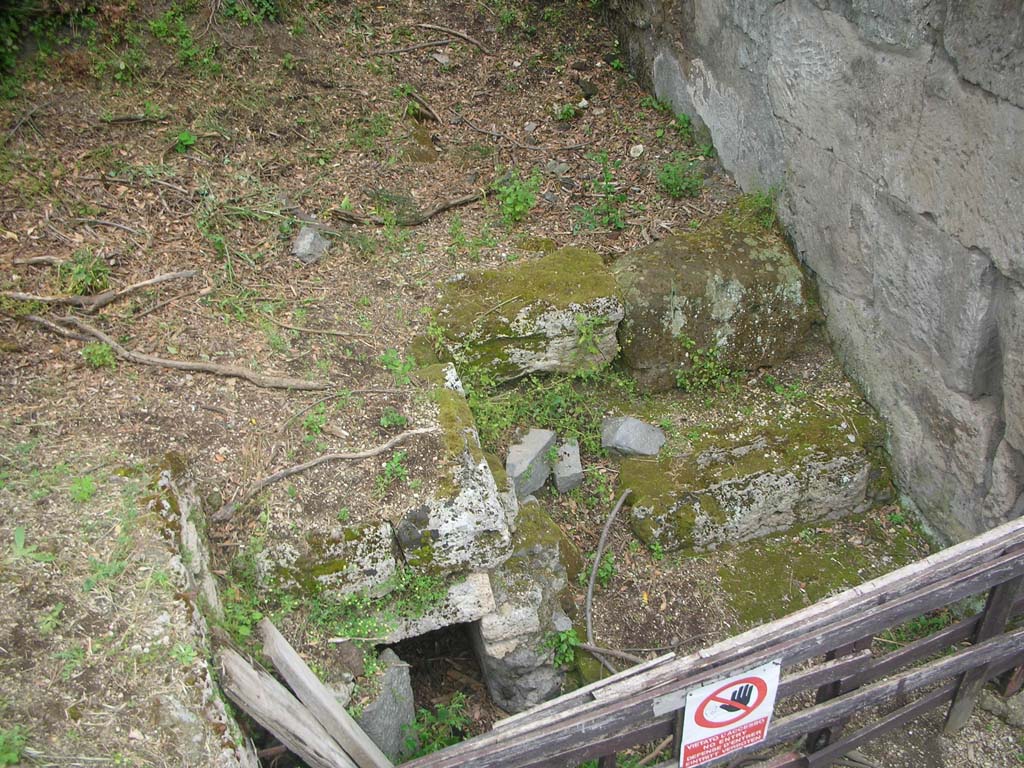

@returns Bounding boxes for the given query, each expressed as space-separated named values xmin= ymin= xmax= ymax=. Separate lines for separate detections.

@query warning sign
xmin=680 ymin=660 xmax=781 ymax=768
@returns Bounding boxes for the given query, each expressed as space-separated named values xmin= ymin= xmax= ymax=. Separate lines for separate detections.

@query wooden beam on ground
xmin=259 ymin=619 xmax=394 ymax=768
xmin=219 ymin=649 xmax=358 ymax=768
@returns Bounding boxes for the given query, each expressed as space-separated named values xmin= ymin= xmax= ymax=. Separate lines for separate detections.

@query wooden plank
xmin=447 ymin=546 xmax=1024 ymax=761
xmin=944 ymin=568 xmax=1024 ymax=732
xmin=806 ymin=682 xmax=956 ymax=767
xmin=219 ymin=649 xmax=358 ymax=768
xmin=805 ymin=636 xmax=873 ymax=752
xmin=494 ymin=653 xmax=675 ymax=730
xmin=259 ymin=619 xmax=394 ymax=768
xmin=758 ymin=628 xmax=1024 ymax=751
xmin=777 ymin=651 xmax=873 ymax=700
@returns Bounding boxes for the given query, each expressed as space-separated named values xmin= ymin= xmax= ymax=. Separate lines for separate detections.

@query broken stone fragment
xmin=554 ymin=439 xmax=584 ymax=493
xmin=291 ymin=225 xmax=330 ymax=265
xmin=357 ymin=649 xmax=416 ymax=762
xmin=434 ymin=247 xmax=624 ymax=380
xmin=612 ymin=209 xmax=812 ymax=391
xmin=386 ymin=572 xmax=496 ymax=642
xmin=506 ymin=428 xmax=557 ymax=498
xmin=602 ymin=416 xmax=666 ymax=457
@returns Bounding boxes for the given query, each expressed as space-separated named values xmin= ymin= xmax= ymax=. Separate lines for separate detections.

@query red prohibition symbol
xmin=693 ymin=676 xmax=769 ymax=729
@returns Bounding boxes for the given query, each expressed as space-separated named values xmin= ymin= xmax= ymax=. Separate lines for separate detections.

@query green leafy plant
xmin=7 ymin=526 xmax=53 ymax=563
xmin=658 ymin=155 xmax=703 ymax=198
xmin=83 ymin=556 xmax=127 ymax=591
xmin=379 ymin=407 xmax=408 ymax=429
xmin=302 ymin=403 xmax=328 ymax=441
xmin=150 ymin=6 xmax=219 ymax=72
xmin=0 ymin=725 xmax=26 ymax=766
xmin=54 ymin=645 xmax=86 ymax=681
xmin=737 ymin=189 xmax=778 ymax=230
xmin=375 ymin=450 xmax=409 ymax=497
xmin=555 ymin=103 xmax=578 ymax=122
xmin=38 ymin=602 xmax=64 ymax=635
xmin=81 ymin=342 xmax=117 ymax=369
xmin=495 ymin=170 xmax=541 ymax=225
xmin=763 ymin=375 xmax=805 ymax=402
xmin=69 ymin=475 xmax=97 ymax=502
xmin=673 ymin=112 xmax=693 ymax=142
xmin=544 ymin=628 xmax=579 ymax=667
xmin=403 ymin=691 xmax=470 ymax=758
xmin=648 ymin=540 xmax=665 ymax=561
xmin=59 ymin=248 xmax=110 ymax=295
xmin=596 ymin=551 xmax=616 ymax=588
xmin=675 ymin=338 xmax=735 ymax=392
xmin=174 ymin=129 xmax=197 ymax=153
xmin=576 ymin=151 xmax=627 ymax=231
xmin=170 ymin=642 xmax=198 ymax=665
xmin=379 ymin=349 xmax=415 ymax=385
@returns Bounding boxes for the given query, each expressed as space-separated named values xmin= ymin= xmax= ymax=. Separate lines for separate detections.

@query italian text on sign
xmin=680 ymin=660 xmax=782 ymax=768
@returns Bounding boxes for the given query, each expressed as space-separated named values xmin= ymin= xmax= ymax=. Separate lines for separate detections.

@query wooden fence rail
xmin=406 ymin=514 xmax=1024 ymax=768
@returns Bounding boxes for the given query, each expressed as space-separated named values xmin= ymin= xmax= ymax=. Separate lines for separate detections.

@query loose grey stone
xmin=506 ymin=429 xmax=557 ymax=498
xmin=554 ymin=439 xmax=584 ymax=493
xmin=357 ymin=649 xmax=416 ymax=762
xmin=602 ymin=417 xmax=666 ymax=457
xmin=291 ymin=225 xmax=330 ymax=265
xmin=524 ymin=121 xmax=538 ymax=133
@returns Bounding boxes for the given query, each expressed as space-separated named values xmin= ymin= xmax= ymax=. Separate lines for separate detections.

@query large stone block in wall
xmin=612 ymin=211 xmax=812 ymax=392
xmin=622 ymin=396 xmax=889 ymax=552
xmin=434 ymin=248 xmax=624 ymax=380
xmin=472 ymin=500 xmax=582 ymax=713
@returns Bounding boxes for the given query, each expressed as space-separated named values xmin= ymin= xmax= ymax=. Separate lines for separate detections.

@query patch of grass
xmin=222 ymin=0 xmax=280 ymax=24
xmin=403 ymin=691 xmax=470 ymax=758
xmin=379 ymin=407 xmax=408 ymax=429
xmin=347 ymin=112 xmax=392 ymax=151
xmin=37 ymin=602 xmax=65 ymax=635
xmin=81 ymin=342 xmax=117 ymax=369
xmin=169 ymin=642 xmax=198 ymax=665
xmin=54 ymin=644 xmax=86 ymax=681
xmin=495 ymin=170 xmax=541 ymax=225
xmin=149 ymin=5 xmax=219 ymax=73
xmin=763 ymin=375 xmax=806 ymax=402
xmin=554 ymin=103 xmax=578 ymax=122
xmin=672 ymin=112 xmax=693 ymax=142
xmin=59 ymin=248 xmax=110 ymax=295
xmin=302 ymin=403 xmax=328 ymax=441
xmin=657 ymin=154 xmax=703 ymax=198
xmin=882 ymin=609 xmax=955 ymax=644
xmin=83 ymin=556 xmax=127 ymax=591
xmin=736 ymin=189 xmax=778 ymax=230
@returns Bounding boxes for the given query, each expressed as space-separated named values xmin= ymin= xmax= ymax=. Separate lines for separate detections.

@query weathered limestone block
xmin=386 ymin=572 xmax=496 ymax=643
xmin=435 ymin=248 xmax=624 ymax=380
xmin=554 ymin=440 xmax=584 ymax=493
xmin=506 ymin=428 xmax=557 ymax=498
xmin=623 ymin=398 xmax=889 ymax=552
xmin=472 ymin=501 xmax=582 ymax=713
xmin=613 ymin=212 xmax=812 ymax=392
xmin=602 ymin=416 xmax=666 ymax=457
xmin=290 ymin=522 xmax=400 ymax=598
xmin=394 ymin=364 xmax=517 ymax=572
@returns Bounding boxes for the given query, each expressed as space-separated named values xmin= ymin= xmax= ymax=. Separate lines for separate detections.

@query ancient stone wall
xmin=609 ymin=0 xmax=1024 ymax=541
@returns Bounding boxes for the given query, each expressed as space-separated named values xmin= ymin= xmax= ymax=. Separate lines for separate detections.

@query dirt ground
xmin=1 ymin=1 xmax=1021 ymax=766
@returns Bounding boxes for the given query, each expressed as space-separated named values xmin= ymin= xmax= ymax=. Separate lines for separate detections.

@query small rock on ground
xmin=554 ymin=439 xmax=584 ymax=493
xmin=601 ymin=416 xmax=666 ymax=456
xmin=356 ymin=648 xmax=415 ymax=761
xmin=291 ymin=225 xmax=330 ymax=265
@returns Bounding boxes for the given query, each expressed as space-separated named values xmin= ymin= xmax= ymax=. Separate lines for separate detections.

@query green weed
xmin=675 ymin=337 xmax=735 ymax=392
xmin=576 ymin=151 xmax=627 ymax=231
xmin=81 ymin=343 xmax=117 ymax=369
xmin=170 ymin=642 xmax=198 ymax=665
xmin=658 ymin=154 xmax=703 ymax=198
xmin=54 ymin=645 xmax=86 ymax=681
xmin=737 ymin=189 xmax=778 ymax=230
xmin=379 ymin=349 xmax=415 ymax=385
xmin=149 ymin=6 xmax=219 ymax=73
xmin=59 ymin=248 xmax=110 ymax=295
xmin=69 ymin=475 xmax=98 ymax=502
xmin=544 ymin=628 xmax=579 ymax=667
xmin=7 ymin=526 xmax=54 ymax=563
xmin=596 ymin=551 xmax=616 ymax=588
xmin=83 ymin=556 xmax=127 ymax=591
xmin=375 ymin=450 xmax=409 ymax=497
xmin=37 ymin=602 xmax=64 ymax=635
xmin=495 ymin=170 xmax=541 ymax=225
xmin=302 ymin=403 xmax=328 ymax=441
xmin=379 ymin=407 xmax=408 ymax=429
xmin=0 ymin=725 xmax=26 ymax=766
xmin=555 ymin=104 xmax=578 ymax=122
xmin=174 ymin=129 xmax=197 ymax=153
xmin=403 ymin=691 xmax=470 ymax=758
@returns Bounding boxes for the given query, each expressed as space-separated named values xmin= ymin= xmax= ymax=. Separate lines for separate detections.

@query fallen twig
xmin=408 ymin=91 xmax=441 ymax=123
xmin=12 ymin=256 xmax=64 ymax=266
xmin=415 ymin=23 xmax=491 ymax=54
xmin=637 ymin=735 xmax=674 ymax=767
xmin=372 ymin=38 xmax=456 ymax=56
xmin=19 ymin=314 xmax=91 ymax=342
xmin=331 ymin=187 xmax=494 ymax=227
xmin=213 ymin=427 xmax=438 ymax=522
xmin=25 ymin=314 xmax=330 ymax=392
xmin=100 ymin=115 xmax=167 ymax=125
xmin=2 ymin=270 xmax=198 ymax=313
xmin=454 ymin=113 xmax=585 ymax=153
xmin=70 ymin=218 xmax=145 ymax=236
xmin=585 ymin=488 xmax=633 ymax=675
xmin=575 ymin=642 xmax=644 ymax=665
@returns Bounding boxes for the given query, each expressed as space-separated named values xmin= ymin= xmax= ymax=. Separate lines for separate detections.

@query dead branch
xmin=331 ymin=188 xmax=494 ymax=227
xmin=25 ymin=314 xmax=330 ymax=392
xmin=409 ymin=91 xmax=441 ymax=123
xmin=2 ymin=270 xmax=198 ymax=313
xmin=575 ymin=642 xmax=644 ymax=665
xmin=101 ymin=115 xmax=167 ymax=125
xmin=12 ymin=256 xmax=64 ymax=267
xmin=372 ymin=38 xmax=456 ymax=56
xmin=586 ymin=488 xmax=633 ymax=675
xmin=21 ymin=314 xmax=92 ymax=342
xmin=70 ymin=218 xmax=145 ymax=236
xmin=414 ymin=23 xmax=491 ymax=54
xmin=212 ymin=427 xmax=438 ymax=522
xmin=454 ymin=113 xmax=586 ymax=153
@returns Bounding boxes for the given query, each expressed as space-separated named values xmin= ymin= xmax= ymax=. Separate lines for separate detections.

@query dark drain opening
xmin=386 ymin=622 xmax=504 ymax=735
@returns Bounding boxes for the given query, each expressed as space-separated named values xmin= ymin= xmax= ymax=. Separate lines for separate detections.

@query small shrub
xmin=379 ymin=407 xmax=408 ymax=429
xmin=495 ymin=170 xmax=541 ymax=225
xmin=658 ymin=155 xmax=703 ymax=199
xmin=59 ymin=248 xmax=109 ymax=295
xmin=379 ymin=349 xmax=415 ymax=385
xmin=596 ymin=551 xmax=616 ymax=588
xmin=69 ymin=475 xmax=97 ymax=502
xmin=555 ymin=103 xmax=577 ymax=122
xmin=81 ymin=343 xmax=116 ymax=370
xmin=0 ymin=725 xmax=26 ymax=766
xmin=375 ymin=449 xmax=409 ymax=497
